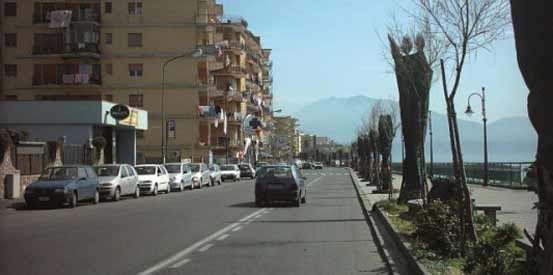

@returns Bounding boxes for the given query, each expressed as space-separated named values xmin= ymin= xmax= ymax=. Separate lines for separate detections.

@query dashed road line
xmin=198 ymin=244 xmax=213 ymax=252
xmin=232 ymin=225 xmax=243 ymax=232
xmin=169 ymin=258 xmax=190 ymax=269
xmin=216 ymin=234 xmax=229 ymax=241
xmin=136 ymin=208 xmax=266 ymax=275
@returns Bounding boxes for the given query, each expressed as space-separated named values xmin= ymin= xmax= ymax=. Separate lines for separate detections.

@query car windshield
xmin=94 ymin=166 xmax=119 ymax=177
xmin=209 ymin=166 xmax=217 ymax=171
xmin=239 ymin=164 xmax=250 ymax=170
xmin=164 ymin=164 xmax=181 ymax=173
xmin=221 ymin=165 xmax=236 ymax=171
xmin=190 ymin=164 xmax=200 ymax=172
xmin=40 ymin=167 xmax=78 ymax=180
xmin=257 ymin=167 xmax=293 ymax=179
xmin=135 ymin=166 xmax=156 ymax=175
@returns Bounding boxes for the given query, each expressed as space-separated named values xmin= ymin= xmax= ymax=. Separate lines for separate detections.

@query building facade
xmin=1 ymin=0 xmax=273 ymax=164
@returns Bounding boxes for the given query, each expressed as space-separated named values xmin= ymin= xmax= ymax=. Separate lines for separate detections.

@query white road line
xmin=216 ymin=234 xmax=229 ymax=241
xmin=253 ymin=214 xmax=262 ymax=218
xmin=169 ymin=258 xmax=190 ymax=269
xmin=198 ymin=244 xmax=213 ymax=252
xmin=136 ymin=208 xmax=266 ymax=275
xmin=232 ymin=225 xmax=243 ymax=232
xmin=307 ymin=176 xmax=323 ymax=187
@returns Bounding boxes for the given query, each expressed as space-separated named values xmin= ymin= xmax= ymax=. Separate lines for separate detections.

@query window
xmin=105 ymin=64 xmax=113 ymax=75
xmin=128 ymin=64 xmax=143 ymax=77
xmin=121 ymin=167 xmax=129 ymax=178
xmin=5 ymin=33 xmax=16 ymax=47
xmin=4 ymin=2 xmax=16 ymax=16
xmin=128 ymin=2 xmax=142 ymax=16
xmin=86 ymin=167 xmax=97 ymax=178
xmin=78 ymin=168 xmax=88 ymax=179
xmin=105 ymin=2 xmax=112 ymax=13
xmin=129 ymin=94 xmax=143 ymax=107
xmin=128 ymin=33 xmax=142 ymax=47
xmin=105 ymin=33 xmax=112 ymax=45
xmin=5 ymin=64 xmax=17 ymax=78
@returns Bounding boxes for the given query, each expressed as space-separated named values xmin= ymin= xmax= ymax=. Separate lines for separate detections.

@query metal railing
xmin=391 ymin=162 xmax=533 ymax=188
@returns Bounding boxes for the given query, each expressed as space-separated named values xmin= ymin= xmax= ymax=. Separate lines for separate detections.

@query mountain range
xmin=293 ymin=96 xmax=536 ymax=162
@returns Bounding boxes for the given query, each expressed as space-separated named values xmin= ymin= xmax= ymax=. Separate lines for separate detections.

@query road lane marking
xmin=198 ymin=244 xmax=213 ymax=252
xmin=232 ymin=225 xmax=243 ymax=232
xmin=136 ymin=208 xmax=266 ymax=275
xmin=169 ymin=259 xmax=190 ymax=269
xmin=216 ymin=234 xmax=229 ymax=241
xmin=307 ymin=176 xmax=323 ymax=187
xmin=253 ymin=214 xmax=262 ymax=218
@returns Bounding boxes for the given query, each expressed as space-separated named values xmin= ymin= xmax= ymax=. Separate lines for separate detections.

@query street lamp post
xmin=161 ymin=49 xmax=203 ymax=164
xmin=465 ymin=87 xmax=488 ymax=186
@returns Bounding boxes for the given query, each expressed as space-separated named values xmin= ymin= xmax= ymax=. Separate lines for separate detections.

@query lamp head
xmin=465 ymin=105 xmax=474 ymax=117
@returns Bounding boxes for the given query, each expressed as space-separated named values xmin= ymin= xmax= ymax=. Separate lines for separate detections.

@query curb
xmin=372 ymin=206 xmax=430 ymax=275
xmin=347 ymin=168 xmax=398 ymax=275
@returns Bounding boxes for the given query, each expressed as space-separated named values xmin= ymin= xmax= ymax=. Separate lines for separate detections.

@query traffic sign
xmin=167 ymin=120 xmax=176 ymax=140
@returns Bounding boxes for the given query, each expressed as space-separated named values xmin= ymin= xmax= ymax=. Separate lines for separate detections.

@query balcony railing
xmin=33 ymin=9 xmax=100 ymax=24
xmin=33 ymin=42 xmax=100 ymax=55
xmin=218 ymin=14 xmax=248 ymax=27
xmin=33 ymin=74 xmax=102 ymax=86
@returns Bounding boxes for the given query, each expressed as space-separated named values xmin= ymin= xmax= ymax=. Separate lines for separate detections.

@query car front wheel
xmin=70 ymin=192 xmax=78 ymax=208
xmin=134 ymin=186 xmax=140 ymax=198
xmin=113 ymin=187 xmax=121 ymax=201
xmin=152 ymin=185 xmax=158 ymax=196
xmin=93 ymin=190 xmax=100 ymax=204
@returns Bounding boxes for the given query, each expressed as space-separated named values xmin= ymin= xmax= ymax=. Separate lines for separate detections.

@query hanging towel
xmin=49 ymin=10 xmax=72 ymax=28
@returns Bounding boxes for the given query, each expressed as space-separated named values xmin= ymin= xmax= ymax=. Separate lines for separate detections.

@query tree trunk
xmin=389 ymin=37 xmax=432 ymax=203
xmin=510 ymin=1 xmax=553 ymax=274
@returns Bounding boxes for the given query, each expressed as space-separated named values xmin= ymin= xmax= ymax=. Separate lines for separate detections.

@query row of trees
xmin=353 ymin=102 xmax=398 ymax=198
xmin=355 ymin=0 xmax=553 ymax=271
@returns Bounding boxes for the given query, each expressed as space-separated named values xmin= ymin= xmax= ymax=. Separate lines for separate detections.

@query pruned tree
xmin=378 ymin=115 xmax=395 ymax=194
xmin=409 ymin=0 xmax=511 ymax=249
xmin=510 ymin=1 xmax=553 ymax=274
xmin=389 ymin=34 xmax=432 ymax=204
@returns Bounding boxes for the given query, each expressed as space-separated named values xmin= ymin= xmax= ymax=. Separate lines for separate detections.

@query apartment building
xmin=273 ymin=116 xmax=298 ymax=161
xmin=1 ymin=0 xmax=273 ymax=164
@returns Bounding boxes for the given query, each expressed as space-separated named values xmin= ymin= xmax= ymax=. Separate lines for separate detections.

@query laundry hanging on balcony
xmin=49 ymin=10 xmax=72 ymax=28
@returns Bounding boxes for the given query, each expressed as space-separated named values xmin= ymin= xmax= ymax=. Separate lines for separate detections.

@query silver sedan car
xmin=94 ymin=164 xmax=140 ymax=201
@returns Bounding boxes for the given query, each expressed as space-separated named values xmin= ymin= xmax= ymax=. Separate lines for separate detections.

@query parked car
xmin=255 ymin=162 xmax=269 ymax=171
xmin=313 ymin=162 xmax=323 ymax=169
xmin=24 ymin=166 xmax=99 ymax=208
xmin=94 ymin=164 xmax=140 ymax=201
xmin=302 ymin=162 xmax=312 ymax=169
xmin=254 ymin=165 xmax=307 ymax=207
xmin=220 ymin=164 xmax=241 ymax=182
xmin=135 ymin=164 xmax=170 ymax=196
xmin=189 ymin=163 xmax=211 ymax=189
xmin=164 ymin=163 xmax=193 ymax=191
xmin=239 ymin=163 xmax=256 ymax=179
xmin=209 ymin=164 xmax=222 ymax=186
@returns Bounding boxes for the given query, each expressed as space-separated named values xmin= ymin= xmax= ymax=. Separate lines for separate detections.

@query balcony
xmin=228 ymin=112 xmax=244 ymax=124
xmin=213 ymin=65 xmax=248 ymax=77
xmin=217 ymin=14 xmax=248 ymax=28
xmin=33 ymin=64 xmax=101 ymax=86
xmin=33 ymin=4 xmax=101 ymax=24
xmin=210 ymin=89 xmax=245 ymax=102
xmin=33 ymin=42 xmax=101 ymax=59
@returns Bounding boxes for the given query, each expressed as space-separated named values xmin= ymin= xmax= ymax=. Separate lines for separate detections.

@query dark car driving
xmin=239 ymin=163 xmax=256 ymax=179
xmin=255 ymin=165 xmax=306 ymax=207
xmin=24 ymin=166 xmax=100 ymax=208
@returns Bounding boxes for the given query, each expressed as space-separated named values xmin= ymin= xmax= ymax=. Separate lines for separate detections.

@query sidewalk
xmin=353 ymin=172 xmax=538 ymax=237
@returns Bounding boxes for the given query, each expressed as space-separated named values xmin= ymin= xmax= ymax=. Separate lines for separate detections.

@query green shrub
xmin=464 ymin=222 xmax=523 ymax=275
xmin=414 ymin=200 xmax=461 ymax=257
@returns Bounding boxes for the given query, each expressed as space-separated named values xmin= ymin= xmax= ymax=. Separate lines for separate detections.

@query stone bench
xmin=474 ymin=204 xmax=502 ymax=225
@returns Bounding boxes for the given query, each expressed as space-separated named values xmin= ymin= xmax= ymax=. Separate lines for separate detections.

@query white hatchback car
xmin=164 ymin=163 xmax=193 ymax=191
xmin=189 ymin=163 xmax=211 ymax=189
xmin=220 ymin=164 xmax=241 ymax=182
xmin=135 ymin=164 xmax=170 ymax=196
xmin=94 ymin=164 xmax=140 ymax=201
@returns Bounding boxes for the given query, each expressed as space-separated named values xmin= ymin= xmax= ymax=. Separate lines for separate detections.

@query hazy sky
xmin=219 ymin=0 xmax=528 ymax=123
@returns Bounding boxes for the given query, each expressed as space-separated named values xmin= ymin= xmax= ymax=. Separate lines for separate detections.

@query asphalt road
xmin=0 ymin=168 xmax=387 ymax=275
